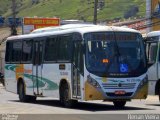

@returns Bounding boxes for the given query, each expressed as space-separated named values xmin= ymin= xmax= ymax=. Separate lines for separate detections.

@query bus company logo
xmin=126 ymin=79 xmax=140 ymax=82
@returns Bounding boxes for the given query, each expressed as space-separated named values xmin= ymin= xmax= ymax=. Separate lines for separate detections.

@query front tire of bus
xmin=60 ymin=83 xmax=77 ymax=108
xmin=113 ymin=101 xmax=126 ymax=108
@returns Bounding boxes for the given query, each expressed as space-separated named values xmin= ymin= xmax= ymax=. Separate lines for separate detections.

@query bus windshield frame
xmin=84 ymin=31 xmax=147 ymax=78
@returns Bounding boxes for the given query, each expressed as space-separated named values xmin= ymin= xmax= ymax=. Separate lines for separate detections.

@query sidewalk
xmin=146 ymin=95 xmax=159 ymax=102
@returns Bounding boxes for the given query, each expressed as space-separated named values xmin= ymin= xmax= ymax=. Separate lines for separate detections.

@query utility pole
xmin=93 ymin=0 xmax=98 ymax=24
xmin=11 ymin=0 xmax=17 ymax=35
xmin=146 ymin=0 xmax=151 ymax=33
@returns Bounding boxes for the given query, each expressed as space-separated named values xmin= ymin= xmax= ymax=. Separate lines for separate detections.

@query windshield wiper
xmin=106 ymin=32 xmax=131 ymax=73
xmin=104 ymin=32 xmax=120 ymax=72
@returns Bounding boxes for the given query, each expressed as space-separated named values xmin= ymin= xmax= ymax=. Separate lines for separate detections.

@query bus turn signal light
xmin=102 ymin=59 xmax=109 ymax=63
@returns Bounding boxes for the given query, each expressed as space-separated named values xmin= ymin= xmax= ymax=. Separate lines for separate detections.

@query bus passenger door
xmin=72 ymin=41 xmax=84 ymax=99
xmin=32 ymin=40 xmax=44 ymax=95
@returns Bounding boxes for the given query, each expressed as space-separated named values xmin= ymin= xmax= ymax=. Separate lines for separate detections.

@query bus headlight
xmin=87 ymin=75 xmax=101 ymax=88
xmin=138 ymin=76 xmax=148 ymax=88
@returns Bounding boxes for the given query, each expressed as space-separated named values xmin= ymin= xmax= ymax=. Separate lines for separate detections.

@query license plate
xmin=115 ymin=90 xmax=126 ymax=95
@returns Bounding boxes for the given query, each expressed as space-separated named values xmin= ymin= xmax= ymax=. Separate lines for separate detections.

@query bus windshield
xmin=84 ymin=32 xmax=147 ymax=77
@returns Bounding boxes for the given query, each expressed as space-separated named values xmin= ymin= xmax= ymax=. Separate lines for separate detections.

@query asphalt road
xmin=0 ymin=84 xmax=160 ymax=120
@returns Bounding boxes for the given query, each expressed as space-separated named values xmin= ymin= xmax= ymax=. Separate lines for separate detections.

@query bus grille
xmin=102 ymin=83 xmax=136 ymax=89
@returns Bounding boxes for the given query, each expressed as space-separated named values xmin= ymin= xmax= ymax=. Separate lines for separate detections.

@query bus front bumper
xmin=84 ymin=81 xmax=148 ymax=101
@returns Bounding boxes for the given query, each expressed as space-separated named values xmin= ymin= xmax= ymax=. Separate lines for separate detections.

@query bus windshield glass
xmin=84 ymin=32 xmax=147 ymax=77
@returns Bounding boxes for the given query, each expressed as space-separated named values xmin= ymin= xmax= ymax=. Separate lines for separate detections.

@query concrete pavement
xmin=0 ymin=83 xmax=160 ymax=115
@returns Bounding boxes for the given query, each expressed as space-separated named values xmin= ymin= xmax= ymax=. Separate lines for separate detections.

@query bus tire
xmin=28 ymin=95 xmax=37 ymax=102
xmin=60 ymin=83 xmax=76 ymax=108
xmin=18 ymin=82 xmax=30 ymax=102
xmin=18 ymin=82 xmax=37 ymax=102
xmin=113 ymin=101 xmax=126 ymax=108
xmin=1 ymin=79 xmax=4 ymax=86
xmin=159 ymin=88 xmax=160 ymax=102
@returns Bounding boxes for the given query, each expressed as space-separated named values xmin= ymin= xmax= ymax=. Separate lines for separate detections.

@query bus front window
xmin=84 ymin=32 xmax=147 ymax=77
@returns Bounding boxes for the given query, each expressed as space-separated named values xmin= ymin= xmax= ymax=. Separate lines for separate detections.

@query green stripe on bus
xmin=5 ymin=65 xmax=58 ymax=90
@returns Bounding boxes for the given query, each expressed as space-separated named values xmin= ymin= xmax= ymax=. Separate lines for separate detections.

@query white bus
xmin=145 ymin=31 xmax=160 ymax=101
xmin=5 ymin=24 xmax=148 ymax=108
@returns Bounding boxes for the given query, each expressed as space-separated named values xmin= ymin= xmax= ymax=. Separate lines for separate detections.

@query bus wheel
xmin=18 ymin=82 xmax=29 ymax=102
xmin=159 ymin=88 xmax=160 ymax=102
xmin=60 ymin=84 xmax=76 ymax=108
xmin=113 ymin=101 xmax=126 ymax=108
xmin=18 ymin=82 xmax=37 ymax=102
xmin=1 ymin=79 xmax=5 ymax=86
xmin=28 ymin=96 xmax=37 ymax=102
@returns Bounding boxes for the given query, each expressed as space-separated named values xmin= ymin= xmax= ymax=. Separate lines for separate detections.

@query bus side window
xmin=5 ymin=42 xmax=12 ymax=63
xmin=12 ymin=41 xmax=22 ymax=63
xmin=22 ymin=40 xmax=33 ymax=63
xmin=148 ymin=43 xmax=158 ymax=64
xmin=44 ymin=37 xmax=57 ymax=62
xmin=57 ymin=35 xmax=72 ymax=61
xmin=32 ymin=39 xmax=43 ymax=65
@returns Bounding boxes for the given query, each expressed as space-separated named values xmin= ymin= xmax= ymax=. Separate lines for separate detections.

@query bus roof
xmin=7 ymin=24 xmax=140 ymax=41
xmin=146 ymin=31 xmax=160 ymax=37
xmin=31 ymin=24 xmax=95 ymax=34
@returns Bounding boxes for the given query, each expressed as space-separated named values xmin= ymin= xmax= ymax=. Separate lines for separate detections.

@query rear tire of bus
xmin=60 ymin=83 xmax=77 ymax=108
xmin=113 ymin=101 xmax=126 ymax=108
xmin=28 ymin=96 xmax=37 ymax=102
xmin=18 ymin=82 xmax=36 ymax=102
xmin=18 ymin=82 xmax=28 ymax=102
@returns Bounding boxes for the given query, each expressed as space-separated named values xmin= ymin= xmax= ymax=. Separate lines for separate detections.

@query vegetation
xmin=0 ymin=0 xmax=146 ymax=22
